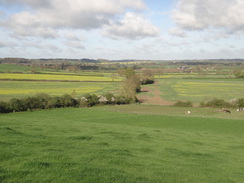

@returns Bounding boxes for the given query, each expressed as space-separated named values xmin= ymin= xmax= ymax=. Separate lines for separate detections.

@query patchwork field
xmin=139 ymin=79 xmax=244 ymax=105
xmin=0 ymin=81 xmax=120 ymax=101
xmin=1 ymin=63 xmax=243 ymax=182
xmin=0 ymin=107 xmax=243 ymax=182
xmin=0 ymin=69 xmax=123 ymax=101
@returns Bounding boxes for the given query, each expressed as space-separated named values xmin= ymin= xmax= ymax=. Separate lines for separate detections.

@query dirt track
xmin=138 ymin=81 xmax=175 ymax=106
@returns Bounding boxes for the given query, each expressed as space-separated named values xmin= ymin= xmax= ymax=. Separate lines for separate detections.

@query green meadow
xmin=0 ymin=106 xmax=243 ymax=182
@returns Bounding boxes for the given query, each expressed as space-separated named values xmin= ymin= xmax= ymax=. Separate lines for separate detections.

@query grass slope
xmin=0 ymin=107 xmax=243 ymax=182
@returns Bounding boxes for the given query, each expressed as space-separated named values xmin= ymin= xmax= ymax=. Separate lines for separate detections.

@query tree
xmin=121 ymin=75 xmax=141 ymax=102
xmin=124 ymin=68 xmax=135 ymax=78
xmin=141 ymin=70 xmax=154 ymax=84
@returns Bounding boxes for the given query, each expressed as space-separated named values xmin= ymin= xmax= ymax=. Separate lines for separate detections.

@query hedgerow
xmin=199 ymin=98 xmax=244 ymax=108
xmin=0 ymin=93 xmax=137 ymax=114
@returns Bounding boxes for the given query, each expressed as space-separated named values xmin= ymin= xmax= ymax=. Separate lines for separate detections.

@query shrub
xmin=173 ymin=101 xmax=193 ymax=107
xmin=9 ymin=98 xmax=28 ymax=112
xmin=236 ymin=98 xmax=244 ymax=108
xmin=79 ymin=94 xmax=99 ymax=107
xmin=104 ymin=93 xmax=115 ymax=104
xmin=200 ymin=98 xmax=232 ymax=108
xmin=0 ymin=101 xmax=11 ymax=113
xmin=24 ymin=97 xmax=44 ymax=110
xmin=60 ymin=94 xmax=78 ymax=107
xmin=46 ymin=97 xmax=62 ymax=109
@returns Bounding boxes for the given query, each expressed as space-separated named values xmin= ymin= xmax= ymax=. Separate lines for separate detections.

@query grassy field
xmin=157 ymin=79 xmax=244 ymax=103
xmin=0 ymin=106 xmax=243 ymax=182
xmin=0 ymin=64 xmax=32 ymax=73
xmin=0 ymin=81 xmax=120 ymax=101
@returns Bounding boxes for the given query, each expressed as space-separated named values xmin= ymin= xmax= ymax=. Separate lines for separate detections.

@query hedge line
xmin=0 ymin=93 xmax=137 ymax=114
xmin=199 ymin=98 xmax=244 ymax=108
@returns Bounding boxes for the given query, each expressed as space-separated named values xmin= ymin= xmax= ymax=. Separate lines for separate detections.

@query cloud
xmin=169 ymin=28 xmax=187 ymax=37
xmin=0 ymin=0 xmax=146 ymax=33
xmin=0 ymin=0 xmax=51 ymax=7
xmin=103 ymin=12 xmax=160 ymax=39
xmin=172 ymin=0 xmax=244 ymax=33
xmin=0 ymin=39 xmax=16 ymax=48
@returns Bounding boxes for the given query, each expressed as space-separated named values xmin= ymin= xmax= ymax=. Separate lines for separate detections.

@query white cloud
xmin=0 ymin=0 xmax=51 ymax=7
xmin=103 ymin=12 xmax=160 ymax=39
xmin=172 ymin=0 xmax=244 ymax=33
xmin=0 ymin=0 xmax=146 ymax=36
xmin=169 ymin=28 xmax=187 ymax=37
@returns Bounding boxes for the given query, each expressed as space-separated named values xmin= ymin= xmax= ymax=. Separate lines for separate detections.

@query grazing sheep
xmin=222 ymin=109 xmax=231 ymax=113
xmin=186 ymin=111 xmax=191 ymax=115
xmin=237 ymin=108 xmax=244 ymax=112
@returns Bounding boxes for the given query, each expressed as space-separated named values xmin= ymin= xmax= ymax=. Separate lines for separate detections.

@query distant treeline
xmin=1 ymin=57 xmax=244 ymax=65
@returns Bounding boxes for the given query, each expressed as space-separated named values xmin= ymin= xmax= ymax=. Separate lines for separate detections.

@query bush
xmin=60 ymin=94 xmax=78 ymax=107
xmin=9 ymin=98 xmax=28 ymax=112
xmin=0 ymin=101 xmax=11 ymax=113
xmin=104 ymin=93 xmax=116 ymax=104
xmin=46 ymin=97 xmax=62 ymax=109
xmin=24 ymin=97 xmax=45 ymax=110
xmin=236 ymin=98 xmax=244 ymax=108
xmin=200 ymin=98 xmax=232 ymax=108
xmin=79 ymin=94 xmax=99 ymax=107
xmin=173 ymin=101 xmax=193 ymax=107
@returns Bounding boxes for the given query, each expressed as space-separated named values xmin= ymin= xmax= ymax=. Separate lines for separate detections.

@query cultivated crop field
xmin=0 ymin=107 xmax=243 ymax=182
xmin=158 ymin=79 xmax=244 ymax=103
xmin=0 ymin=81 xmax=120 ymax=101
xmin=0 ymin=73 xmax=121 ymax=82
xmin=0 ymin=67 xmax=122 ymax=101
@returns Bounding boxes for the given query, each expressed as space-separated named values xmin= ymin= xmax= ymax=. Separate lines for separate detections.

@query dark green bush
xmin=173 ymin=101 xmax=193 ymax=107
xmin=46 ymin=97 xmax=62 ymax=109
xmin=200 ymin=98 xmax=232 ymax=108
xmin=60 ymin=94 xmax=78 ymax=107
xmin=9 ymin=98 xmax=28 ymax=112
xmin=0 ymin=101 xmax=11 ymax=113
xmin=236 ymin=98 xmax=244 ymax=108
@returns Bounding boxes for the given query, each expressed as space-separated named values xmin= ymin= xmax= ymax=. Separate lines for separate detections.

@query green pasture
xmin=0 ymin=81 xmax=120 ymax=101
xmin=0 ymin=106 xmax=243 ymax=182
xmin=154 ymin=73 xmax=235 ymax=79
xmin=0 ymin=64 xmax=31 ymax=73
xmin=157 ymin=79 xmax=244 ymax=103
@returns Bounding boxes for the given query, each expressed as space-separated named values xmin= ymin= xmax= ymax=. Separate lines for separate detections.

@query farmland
xmin=0 ymin=65 xmax=122 ymax=101
xmin=158 ymin=79 xmax=244 ymax=103
xmin=0 ymin=73 xmax=121 ymax=82
xmin=0 ymin=60 xmax=244 ymax=182
xmin=0 ymin=81 xmax=121 ymax=101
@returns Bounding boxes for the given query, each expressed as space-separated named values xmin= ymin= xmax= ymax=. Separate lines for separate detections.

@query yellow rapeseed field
xmin=0 ymin=73 xmax=122 ymax=82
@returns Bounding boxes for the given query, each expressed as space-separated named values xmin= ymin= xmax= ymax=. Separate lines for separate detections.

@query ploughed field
xmin=0 ymin=106 xmax=243 ymax=183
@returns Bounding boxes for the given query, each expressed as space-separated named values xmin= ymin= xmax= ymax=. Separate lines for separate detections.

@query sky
xmin=0 ymin=0 xmax=244 ymax=60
